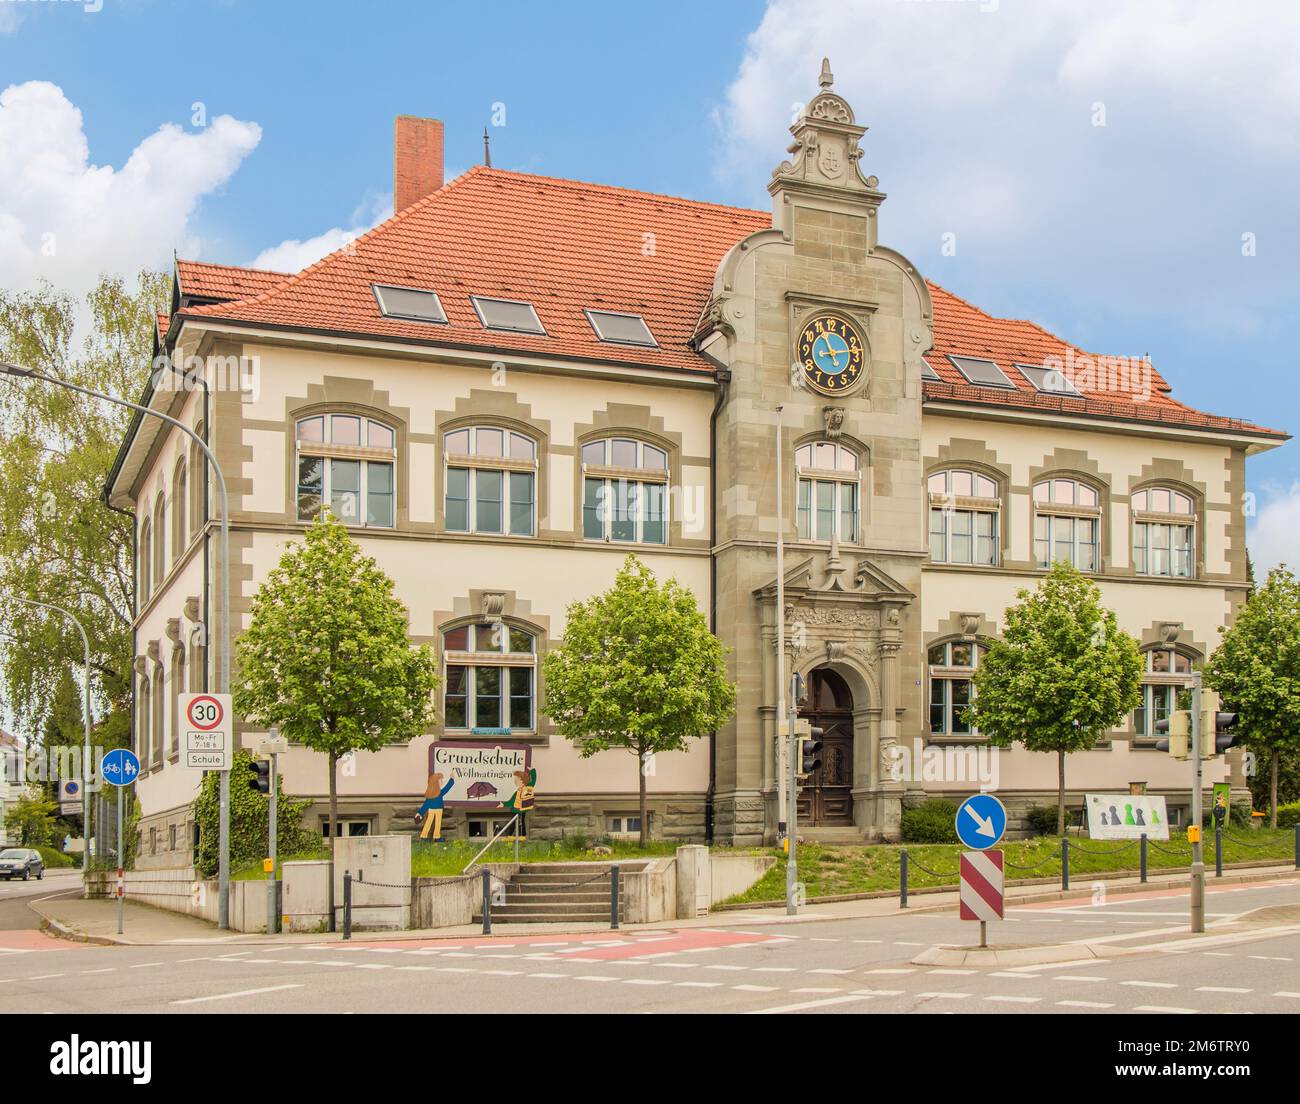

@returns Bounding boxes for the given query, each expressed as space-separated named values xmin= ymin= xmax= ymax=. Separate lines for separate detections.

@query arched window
xmin=442 ymin=623 xmax=536 ymax=731
xmin=188 ymin=423 xmax=205 ymax=535
xmin=152 ymin=493 xmax=166 ymax=585
xmin=138 ymin=520 xmax=152 ymax=605
xmin=581 ymin=437 xmax=667 ymax=544
xmin=151 ymin=665 xmax=165 ymax=768
xmin=295 ymin=413 xmax=397 ymax=527
xmin=927 ymin=469 xmax=999 ymax=565
xmin=1131 ymin=487 xmax=1195 ymax=578
xmin=169 ymin=648 xmax=185 ymax=758
xmin=444 ymin=426 xmax=536 ymax=537
xmin=795 ymin=441 xmax=860 ymax=543
xmin=1134 ymin=645 xmax=1196 ymax=742
xmin=172 ymin=460 xmax=188 ymax=561
xmin=1032 ymin=477 xmax=1101 ymax=571
xmin=928 ymin=640 xmax=987 ymax=736
xmin=136 ymin=676 xmax=151 ymax=761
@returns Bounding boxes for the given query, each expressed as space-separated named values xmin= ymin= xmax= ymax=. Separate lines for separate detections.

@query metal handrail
xmin=461 ymin=814 xmax=520 ymax=875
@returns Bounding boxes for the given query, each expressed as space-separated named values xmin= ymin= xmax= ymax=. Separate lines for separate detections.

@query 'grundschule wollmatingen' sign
xmin=429 ymin=740 xmax=531 ymax=808
xmin=1086 ymin=793 xmax=1170 ymax=840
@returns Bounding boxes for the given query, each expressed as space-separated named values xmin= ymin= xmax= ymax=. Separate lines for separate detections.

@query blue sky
xmin=1 ymin=0 xmax=1296 ymax=568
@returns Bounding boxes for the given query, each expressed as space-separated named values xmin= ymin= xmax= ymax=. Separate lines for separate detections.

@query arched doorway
xmin=796 ymin=667 xmax=854 ymax=826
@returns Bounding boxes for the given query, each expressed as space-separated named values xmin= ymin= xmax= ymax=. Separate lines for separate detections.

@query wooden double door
xmin=795 ymin=668 xmax=855 ymax=826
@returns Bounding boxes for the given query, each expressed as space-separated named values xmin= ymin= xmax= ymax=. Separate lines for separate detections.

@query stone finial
xmin=819 ymin=57 xmax=834 ymax=90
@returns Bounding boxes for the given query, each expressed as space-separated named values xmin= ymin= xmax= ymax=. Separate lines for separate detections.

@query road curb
xmin=30 ymin=903 xmax=127 ymax=948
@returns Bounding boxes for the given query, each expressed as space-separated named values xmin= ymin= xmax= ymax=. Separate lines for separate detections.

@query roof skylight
xmin=372 ymin=284 xmax=447 ymax=324
xmin=920 ymin=357 xmax=940 ymax=381
xmin=470 ymin=296 xmax=546 ymax=335
xmin=948 ymin=355 xmax=1016 ymax=389
xmin=1015 ymin=363 xmax=1082 ymax=397
xmin=584 ymin=309 xmax=657 ymax=347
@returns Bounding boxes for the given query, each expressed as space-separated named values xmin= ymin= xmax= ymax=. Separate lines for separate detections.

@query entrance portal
xmin=796 ymin=668 xmax=854 ymax=826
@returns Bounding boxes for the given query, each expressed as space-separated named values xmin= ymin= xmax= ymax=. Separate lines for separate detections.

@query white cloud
xmin=1248 ymin=483 xmax=1300 ymax=576
xmin=0 ymin=80 xmax=260 ymax=296
xmin=249 ymin=192 xmax=393 ymax=274
xmin=716 ymin=0 xmax=1300 ymax=327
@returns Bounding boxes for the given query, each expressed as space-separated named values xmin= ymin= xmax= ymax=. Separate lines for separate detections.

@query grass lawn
xmin=411 ymin=837 xmax=684 ymax=878
xmin=231 ymin=850 xmax=329 ymax=880
xmin=722 ymin=829 xmax=1297 ymax=906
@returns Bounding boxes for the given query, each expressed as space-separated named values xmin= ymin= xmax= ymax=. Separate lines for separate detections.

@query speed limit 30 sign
xmin=180 ymin=693 xmax=233 ymax=770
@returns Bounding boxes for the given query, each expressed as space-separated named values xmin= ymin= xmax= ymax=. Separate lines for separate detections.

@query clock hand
xmin=815 ymin=333 xmax=844 ymax=369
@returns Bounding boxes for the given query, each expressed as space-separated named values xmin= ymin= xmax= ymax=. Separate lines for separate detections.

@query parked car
xmin=0 ymin=849 xmax=44 ymax=881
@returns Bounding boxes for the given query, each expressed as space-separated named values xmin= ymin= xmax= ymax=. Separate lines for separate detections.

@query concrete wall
xmin=619 ymin=858 xmax=675 ymax=925
xmin=710 ymin=853 xmax=777 ymax=905
xmin=86 ymin=866 xmax=278 ymax=933
xmin=411 ymin=863 xmax=518 ymax=928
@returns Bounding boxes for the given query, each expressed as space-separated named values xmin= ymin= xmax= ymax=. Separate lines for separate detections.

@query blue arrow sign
xmin=955 ymin=793 xmax=1007 ymax=850
xmin=100 ymin=748 xmax=141 ymax=788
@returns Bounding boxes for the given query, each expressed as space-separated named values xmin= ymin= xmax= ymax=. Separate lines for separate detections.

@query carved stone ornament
xmin=789 ymin=605 xmax=880 ymax=628
xmin=823 ymin=405 xmax=845 ymax=439
xmin=184 ymin=595 xmax=202 ymax=622
xmin=481 ymin=592 xmax=505 ymax=619
xmin=1160 ymin=621 xmax=1182 ymax=644
xmin=958 ymin=612 xmax=982 ymax=636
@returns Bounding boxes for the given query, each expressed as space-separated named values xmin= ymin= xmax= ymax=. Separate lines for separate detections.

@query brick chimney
xmin=394 ymin=116 xmax=444 ymax=213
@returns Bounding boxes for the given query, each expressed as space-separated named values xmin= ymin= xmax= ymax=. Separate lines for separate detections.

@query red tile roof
xmin=172 ymin=167 xmax=1284 ymax=439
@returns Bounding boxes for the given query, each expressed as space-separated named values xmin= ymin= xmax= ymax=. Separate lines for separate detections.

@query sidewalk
xmin=31 ymin=861 xmax=1300 ymax=947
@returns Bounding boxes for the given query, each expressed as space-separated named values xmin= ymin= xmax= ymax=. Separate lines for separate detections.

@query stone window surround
xmin=439 ymin=616 xmax=541 ymax=734
xmin=1128 ymin=620 xmax=1208 ymax=748
xmin=574 ymin=422 xmax=685 ymax=547
xmin=924 ymin=633 xmax=992 ymax=744
xmin=440 ymin=418 xmax=543 ymax=539
xmin=923 ymin=442 xmax=1014 ymax=567
xmin=1127 ymin=477 xmax=1205 ymax=581
xmin=1030 ymin=470 xmax=1106 ymax=572
xmin=290 ymin=402 xmax=404 ymax=530
xmin=925 ymin=464 xmax=1003 ymax=566
xmin=791 ymin=430 xmax=871 ymax=544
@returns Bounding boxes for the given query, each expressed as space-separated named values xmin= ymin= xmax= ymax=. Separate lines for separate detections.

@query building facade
xmin=107 ymin=64 xmax=1285 ymax=865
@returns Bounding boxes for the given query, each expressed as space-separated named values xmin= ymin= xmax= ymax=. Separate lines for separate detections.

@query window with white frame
xmin=927 ymin=469 xmax=999 ymax=565
xmin=928 ymin=641 xmax=986 ymax=736
xmin=581 ymin=437 xmax=668 ymax=544
xmin=138 ymin=520 xmax=152 ymax=604
xmin=1133 ymin=646 xmax=1195 ymax=742
xmin=795 ymin=441 xmax=860 ymax=543
xmin=444 ymin=426 xmax=536 ymax=537
xmin=443 ymin=623 xmax=536 ymax=731
xmin=1033 ymin=478 xmax=1101 ymax=571
xmin=1131 ymin=487 xmax=1195 ymax=578
xmin=295 ymin=413 xmax=397 ymax=527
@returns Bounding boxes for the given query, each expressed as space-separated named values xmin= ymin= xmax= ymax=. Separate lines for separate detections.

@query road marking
xmin=1196 ymin=986 xmax=1252 ymax=994
xmin=80 ymin=968 xmax=116 ymax=975
xmin=752 ymin=967 xmax=796 ymax=973
xmin=928 ymin=969 xmax=976 ymax=976
xmin=989 ymin=971 xmax=1040 ymax=979
xmin=893 ymin=941 xmax=927 ymax=947
xmin=575 ymin=975 xmax=618 ymax=983
xmin=172 ymin=984 xmax=303 ymax=1006
xmin=748 ymin=992 xmax=878 ymax=1015
xmin=984 ymin=995 xmax=1040 ymax=1004
xmin=675 ymin=981 xmax=723 ymax=988
xmin=864 ymin=968 xmax=914 ymax=975
xmin=1134 ymin=1005 xmax=1197 ymax=1014
xmin=918 ymin=992 xmax=971 ymax=1000
xmin=1121 ymin=981 xmax=1178 ymax=989
xmin=654 ymin=962 xmax=698 ymax=969
xmin=732 ymin=984 xmax=779 ymax=992
xmin=28 ymin=974 xmax=64 ymax=980
xmin=704 ymin=964 xmax=747 ymax=971
xmin=1055 ymin=975 xmax=1107 ymax=983
xmin=527 ymin=972 xmax=567 ymax=979
xmin=809 ymin=968 xmax=852 ymax=975
xmin=791 ymin=987 xmax=841 ymax=994
xmin=1273 ymin=991 xmax=1300 ymax=999
xmin=622 ymin=978 xmax=669 ymax=986
xmin=1058 ymin=1000 xmax=1114 ymax=1009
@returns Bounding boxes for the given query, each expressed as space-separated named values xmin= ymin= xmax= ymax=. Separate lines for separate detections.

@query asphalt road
xmin=1 ymin=875 xmax=1297 ymax=1014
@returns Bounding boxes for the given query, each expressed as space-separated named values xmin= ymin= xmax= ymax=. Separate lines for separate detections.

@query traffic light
xmin=249 ymin=758 xmax=271 ymax=794
xmin=1154 ymin=709 xmax=1190 ymax=759
xmin=798 ymin=727 xmax=824 ymax=780
xmin=1201 ymin=688 xmax=1240 ymax=755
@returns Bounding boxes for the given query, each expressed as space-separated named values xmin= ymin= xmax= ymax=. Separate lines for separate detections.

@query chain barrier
xmin=1221 ymin=832 xmax=1271 ymax=850
xmin=1003 ymin=854 xmax=1059 ymax=871
xmin=1068 ymin=840 xmax=1137 ymax=856
xmin=1148 ymin=839 xmax=1192 ymax=857
xmin=905 ymin=855 xmax=959 ymax=878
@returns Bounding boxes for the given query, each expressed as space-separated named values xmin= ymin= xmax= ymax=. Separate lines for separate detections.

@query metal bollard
xmin=481 ymin=868 xmax=492 ymax=935
xmin=1140 ymin=834 xmax=1148 ymax=883
xmin=1061 ymin=836 xmax=1069 ymax=891
xmin=1215 ymin=825 xmax=1223 ymax=878
xmin=342 ymin=871 xmax=352 ymax=941
xmin=1294 ymin=824 xmax=1299 ymax=870
xmin=900 ymin=849 xmax=909 ymax=909
xmin=610 ymin=864 xmax=620 ymax=930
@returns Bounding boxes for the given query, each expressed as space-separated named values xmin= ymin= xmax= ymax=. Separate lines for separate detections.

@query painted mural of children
xmin=500 ymin=768 xmax=537 ymax=836
xmin=419 ymin=773 xmax=455 ymax=841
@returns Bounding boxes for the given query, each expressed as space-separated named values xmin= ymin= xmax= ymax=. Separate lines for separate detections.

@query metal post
xmin=1215 ymin=824 xmax=1223 ymax=878
xmin=900 ymin=848 xmax=909 ymax=908
xmin=785 ymin=687 xmax=798 ymax=915
xmin=342 ymin=871 xmax=352 ymax=940
xmin=116 ymin=783 xmax=124 ymax=935
xmin=979 ymin=920 xmax=987 ymax=949
xmin=774 ymin=404 xmax=786 ymax=843
xmin=267 ymin=751 xmax=278 ymax=935
xmin=1061 ymin=836 xmax=1069 ymax=891
xmin=1294 ymin=824 xmax=1299 ymax=871
xmin=0 ymin=365 xmax=233 ymax=928
xmin=610 ymin=864 xmax=620 ymax=930
xmin=1140 ymin=834 xmax=1148 ymax=883
xmin=1190 ymin=672 xmax=1205 ymax=933
xmin=481 ymin=868 xmax=492 ymax=935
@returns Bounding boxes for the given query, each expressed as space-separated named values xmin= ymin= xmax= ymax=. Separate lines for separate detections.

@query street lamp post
xmin=4 ymin=596 xmax=93 ymax=881
xmin=0 ymin=361 xmax=234 ymax=928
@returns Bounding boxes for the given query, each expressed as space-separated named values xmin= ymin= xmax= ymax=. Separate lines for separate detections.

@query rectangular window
xmin=509 ymin=667 xmax=533 ymax=729
xmin=951 ymin=509 xmax=972 ymax=564
xmin=509 ymin=471 xmax=534 ymax=537
xmin=839 ymin=483 xmax=858 ymax=543
xmin=474 ymin=666 xmax=502 ymax=728
xmin=929 ymin=507 xmax=946 ymax=562
xmin=297 ymin=455 xmax=323 ymax=520
xmin=950 ymin=679 xmax=971 ymax=734
xmin=975 ymin=511 xmax=996 ymax=565
xmin=929 ymin=678 xmax=946 ymax=733
xmin=798 ymin=480 xmax=812 ymax=540
xmin=612 ymin=480 xmax=636 ymax=542
xmin=475 ymin=470 xmax=503 ymax=534
xmin=444 ymin=666 xmax=468 ymax=728
xmin=643 ymin=482 xmax=666 ymax=544
xmin=366 ymin=461 xmax=394 ymax=527
xmin=1133 ymin=522 xmax=1149 ymax=575
xmin=814 ymin=480 xmax=835 ymax=541
xmin=446 ymin=468 xmax=469 ymax=531
xmin=329 ymin=459 xmax=361 ymax=524
xmin=583 ymin=478 xmax=605 ymax=539
xmin=1173 ymin=525 xmax=1193 ymax=578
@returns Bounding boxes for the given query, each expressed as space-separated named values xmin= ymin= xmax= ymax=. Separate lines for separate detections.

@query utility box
xmin=675 ymin=845 xmax=710 ymax=919
xmin=335 ymin=834 xmax=411 ymax=930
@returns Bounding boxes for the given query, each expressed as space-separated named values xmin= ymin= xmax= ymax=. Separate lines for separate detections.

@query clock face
xmin=797 ymin=312 xmax=867 ymax=395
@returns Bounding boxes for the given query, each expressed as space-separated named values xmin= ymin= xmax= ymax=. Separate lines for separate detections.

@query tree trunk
xmin=1271 ymin=749 xmax=1279 ymax=829
xmin=1057 ymin=748 xmax=1067 ymax=837
xmin=327 ymin=749 xmax=338 ymax=932
xmin=638 ymin=746 xmax=648 ymax=850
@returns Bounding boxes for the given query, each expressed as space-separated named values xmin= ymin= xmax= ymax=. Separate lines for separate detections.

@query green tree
xmin=968 ymin=562 xmax=1143 ymax=835
xmin=542 ymin=555 xmax=736 ymax=847
xmin=233 ymin=513 xmax=438 ymax=858
xmin=4 ymin=793 xmax=59 ymax=847
xmin=1206 ymin=566 xmax=1300 ymax=828
xmin=191 ymin=749 xmax=320 ymax=877
xmin=0 ymin=272 xmax=167 ymax=728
